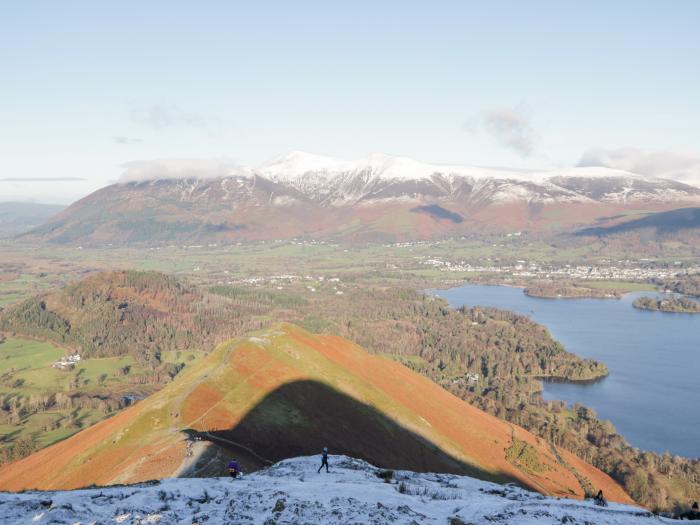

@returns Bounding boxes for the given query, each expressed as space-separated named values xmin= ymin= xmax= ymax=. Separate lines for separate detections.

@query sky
xmin=1 ymin=1 xmax=699 ymax=203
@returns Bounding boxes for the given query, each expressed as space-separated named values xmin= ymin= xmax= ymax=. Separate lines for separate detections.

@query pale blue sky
xmin=1 ymin=1 xmax=699 ymax=202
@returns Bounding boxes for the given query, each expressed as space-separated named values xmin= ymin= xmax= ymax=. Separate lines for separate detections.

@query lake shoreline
xmin=430 ymin=283 xmax=700 ymax=457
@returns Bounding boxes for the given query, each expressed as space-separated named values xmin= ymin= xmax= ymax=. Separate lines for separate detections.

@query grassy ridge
xmin=0 ymin=324 xmax=632 ymax=504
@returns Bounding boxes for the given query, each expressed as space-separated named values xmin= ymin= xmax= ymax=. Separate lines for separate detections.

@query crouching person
xmin=228 ymin=459 xmax=241 ymax=479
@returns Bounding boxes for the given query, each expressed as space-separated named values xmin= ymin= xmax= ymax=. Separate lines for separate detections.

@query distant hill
xmin=576 ymin=207 xmax=700 ymax=236
xmin=18 ymin=152 xmax=700 ymax=245
xmin=0 ymin=324 xmax=632 ymax=505
xmin=0 ymin=270 xmax=607 ymax=395
xmin=0 ymin=202 xmax=64 ymax=237
xmin=0 ymin=271 xmax=253 ymax=367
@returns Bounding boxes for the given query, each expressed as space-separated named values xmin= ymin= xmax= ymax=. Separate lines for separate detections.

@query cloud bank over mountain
xmin=118 ymin=158 xmax=244 ymax=182
xmin=578 ymin=147 xmax=700 ymax=186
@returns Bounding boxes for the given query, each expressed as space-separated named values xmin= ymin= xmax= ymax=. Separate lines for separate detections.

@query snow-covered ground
xmin=0 ymin=456 xmax=672 ymax=525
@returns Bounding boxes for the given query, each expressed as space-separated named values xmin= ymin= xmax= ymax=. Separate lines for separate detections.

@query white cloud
xmin=0 ymin=177 xmax=86 ymax=182
xmin=113 ymin=136 xmax=143 ymax=145
xmin=130 ymin=104 xmax=220 ymax=130
xmin=467 ymin=107 xmax=536 ymax=158
xmin=578 ymin=147 xmax=700 ymax=186
xmin=118 ymin=158 xmax=245 ymax=183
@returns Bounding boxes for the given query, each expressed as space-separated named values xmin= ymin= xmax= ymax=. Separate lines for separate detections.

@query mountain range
xmin=0 ymin=202 xmax=65 ymax=238
xmin=20 ymin=151 xmax=700 ymax=244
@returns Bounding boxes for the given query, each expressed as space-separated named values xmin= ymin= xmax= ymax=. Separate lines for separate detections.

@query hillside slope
xmin=576 ymin=207 xmax=700 ymax=237
xmin=0 ymin=324 xmax=631 ymax=504
xmin=0 ymin=456 xmax=660 ymax=525
xmin=570 ymin=207 xmax=700 ymax=253
xmin=0 ymin=202 xmax=64 ymax=238
xmin=0 ymin=270 xmax=256 ymax=364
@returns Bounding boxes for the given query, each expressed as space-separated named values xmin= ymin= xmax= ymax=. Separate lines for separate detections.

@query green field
xmin=0 ymin=338 xmax=137 ymax=392
xmin=585 ymin=280 xmax=656 ymax=292
xmin=2 ymin=235 xmax=694 ymax=307
xmin=0 ymin=336 xmax=204 ymax=460
xmin=0 ymin=338 xmax=64 ymax=375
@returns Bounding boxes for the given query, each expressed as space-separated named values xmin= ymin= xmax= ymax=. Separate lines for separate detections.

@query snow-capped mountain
xmin=255 ymin=151 xmax=700 ymax=206
xmin=21 ymin=152 xmax=700 ymax=244
xmin=0 ymin=456 xmax=667 ymax=525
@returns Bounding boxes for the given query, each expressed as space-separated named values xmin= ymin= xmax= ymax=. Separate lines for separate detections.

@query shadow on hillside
xmin=576 ymin=207 xmax=700 ymax=236
xmin=184 ymin=379 xmax=525 ymax=489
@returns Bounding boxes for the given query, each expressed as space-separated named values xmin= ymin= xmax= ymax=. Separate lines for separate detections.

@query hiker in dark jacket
xmin=317 ymin=447 xmax=329 ymax=473
xmin=594 ymin=489 xmax=607 ymax=507
xmin=679 ymin=501 xmax=700 ymax=520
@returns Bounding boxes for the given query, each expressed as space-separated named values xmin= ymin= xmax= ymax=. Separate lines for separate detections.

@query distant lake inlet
xmin=429 ymin=284 xmax=700 ymax=458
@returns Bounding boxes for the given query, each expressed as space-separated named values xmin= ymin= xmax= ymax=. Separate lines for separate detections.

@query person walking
xmin=593 ymin=489 xmax=607 ymax=507
xmin=317 ymin=447 xmax=329 ymax=473
xmin=679 ymin=501 xmax=700 ymax=520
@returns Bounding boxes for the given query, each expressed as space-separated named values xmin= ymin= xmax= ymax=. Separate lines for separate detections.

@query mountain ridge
xmin=0 ymin=324 xmax=631 ymax=504
xmin=0 ymin=202 xmax=65 ymax=238
xmin=18 ymin=151 xmax=700 ymax=244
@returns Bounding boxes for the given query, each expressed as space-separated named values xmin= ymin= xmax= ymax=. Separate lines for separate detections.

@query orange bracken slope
xmin=0 ymin=324 xmax=632 ymax=504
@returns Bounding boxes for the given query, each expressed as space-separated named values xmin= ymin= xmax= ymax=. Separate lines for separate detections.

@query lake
xmin=430 ymin=284 xmax=700 ymax=458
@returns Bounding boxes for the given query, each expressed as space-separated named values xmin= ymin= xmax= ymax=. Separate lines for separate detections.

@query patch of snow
xmin=258 ymin=151 xmax=547 ymax=183
xmin=269 ymin=195 xmax=299 ymax=206
xmin=258 ymin=151 xmax=675 ymax=184
xmin=0 ymin=456 xmax=671 ymax=525
xmin=257 ymin=151 xmax=356 ymax=179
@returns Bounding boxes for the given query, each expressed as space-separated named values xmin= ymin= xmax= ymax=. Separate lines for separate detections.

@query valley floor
xmin=0 ymin=456 xmax=669 ymax=525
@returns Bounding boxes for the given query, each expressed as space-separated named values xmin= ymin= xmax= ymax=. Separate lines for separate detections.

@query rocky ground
xmin=0 ymin=456 xmax=670 ymax=524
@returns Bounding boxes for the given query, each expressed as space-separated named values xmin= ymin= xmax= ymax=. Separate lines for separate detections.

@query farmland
xmin=0 ymin=336 xmax=203 ymax=461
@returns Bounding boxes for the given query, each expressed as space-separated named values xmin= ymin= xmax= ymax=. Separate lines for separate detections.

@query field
xmin=0 ymin=337 xmax=203 ymax=457
xmin=584 ymin=281 xmax=656 ymax=292
xmin=0 ymin=235 xmax=689 ymax=309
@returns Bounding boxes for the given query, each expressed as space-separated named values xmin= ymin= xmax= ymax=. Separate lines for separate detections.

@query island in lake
xmin=633 ymin=295 xmax=700 ymax=313
xmin=523 ymin=281 xmax=622 ymax=299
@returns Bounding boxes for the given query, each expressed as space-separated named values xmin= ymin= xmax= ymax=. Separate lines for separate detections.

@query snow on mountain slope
xmin=259 ymin=152 xmax=666 ymax=183
xmin=0 ymin=456 xmax=665 ymax=525
xmin=257 ymin=151 xmax=357 ymax=179
xmin=112 ymin=152 xmax=700 ymax=204
xmin=256 ymin=151 xmax=700 ymax=205
xmin=259 ymin=151 xmax=546 ymax=184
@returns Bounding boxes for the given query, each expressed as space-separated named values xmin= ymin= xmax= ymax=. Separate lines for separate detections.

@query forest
xmin=524 ymin=281 xmax=622 ymax=299
xmin=656 ymin=274 xmax=700 ymax=297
